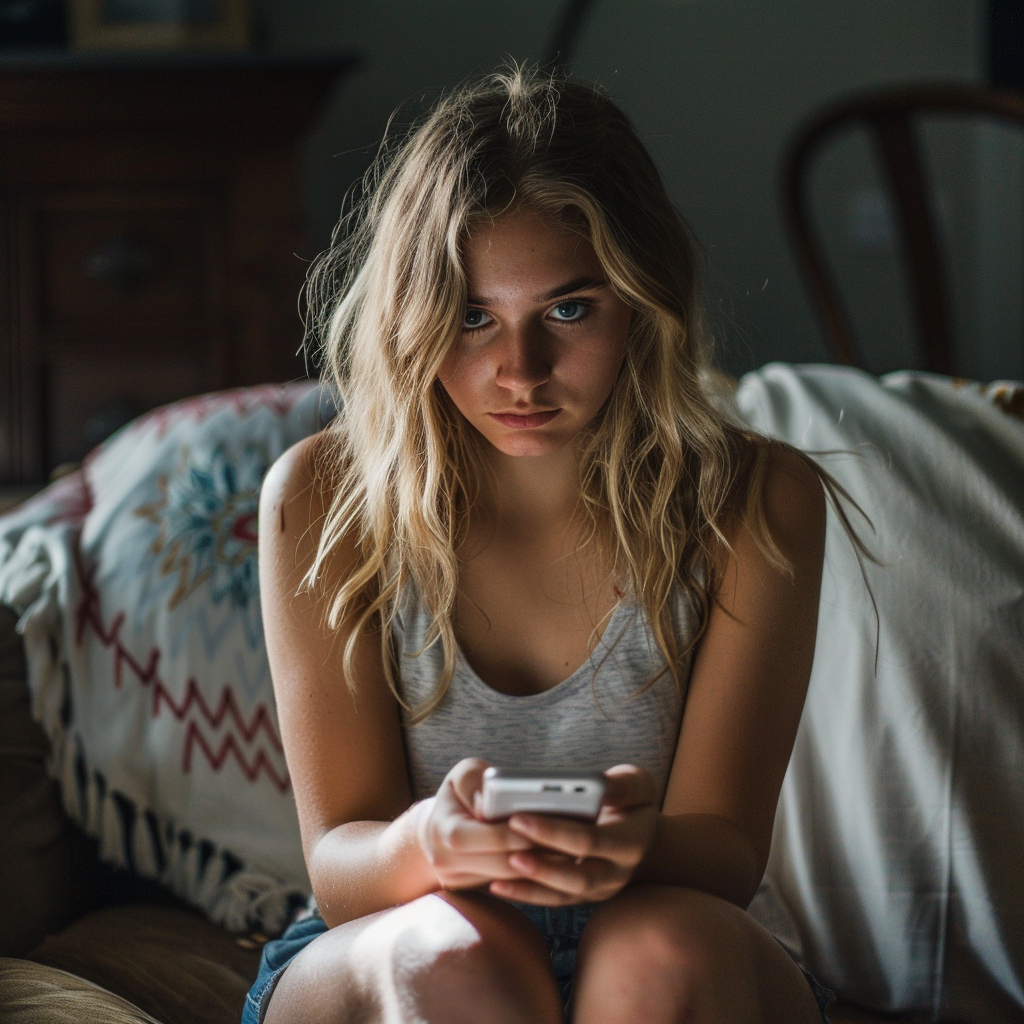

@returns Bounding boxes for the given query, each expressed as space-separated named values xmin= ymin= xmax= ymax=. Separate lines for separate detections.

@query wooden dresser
xmin=0 ymin=52 xmax=356 ymax=484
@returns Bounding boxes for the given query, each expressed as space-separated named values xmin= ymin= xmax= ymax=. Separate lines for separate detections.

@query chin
xmin=484 ymin=430 xmax=569 ymax=459
xmin=500 ymin=442 xmax=559 ymax=458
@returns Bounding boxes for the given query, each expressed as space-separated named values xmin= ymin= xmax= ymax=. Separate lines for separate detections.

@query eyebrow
xmin=466 ymin=276 xmax=608 ymax=306
xmin=536 ymin=276 xmax=608 ymax=302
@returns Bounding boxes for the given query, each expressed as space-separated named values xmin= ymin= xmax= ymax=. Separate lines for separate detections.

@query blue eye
xmin=463 ymin=308 xmax=492 ymax=330
xmin=550 ymin=300 xmax=588 ymax=322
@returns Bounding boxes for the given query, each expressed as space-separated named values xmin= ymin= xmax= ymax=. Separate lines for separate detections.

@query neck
xmin=483 ymin=444 xmax=581 ymax=536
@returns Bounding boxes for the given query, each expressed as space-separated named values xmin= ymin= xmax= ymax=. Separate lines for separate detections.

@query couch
xmin=1 ymin=368 xmax=1021 ymax=1023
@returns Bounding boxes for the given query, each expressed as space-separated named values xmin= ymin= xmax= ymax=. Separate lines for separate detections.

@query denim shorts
xmin=240 ymin=911 xmax=328 ymax=1024
xmin=240 ymin=900 xmax=834 ymax=1023
xmin=505 ymin=899 xmax=597 ymax=1014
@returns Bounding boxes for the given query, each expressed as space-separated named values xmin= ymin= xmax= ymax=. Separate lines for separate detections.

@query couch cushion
xmin=25 ymin=904 xmax=261 ymax=1024
xmin=0 ymin=958 xmax=163 ymax=1024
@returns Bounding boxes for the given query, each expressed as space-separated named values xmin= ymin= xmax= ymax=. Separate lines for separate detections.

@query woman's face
xmin=437 ymin=208 xmax=633 ymax=459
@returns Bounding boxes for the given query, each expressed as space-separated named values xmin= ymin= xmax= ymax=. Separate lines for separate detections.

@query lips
xmin=489 ymin=410 xmax=560 ymax=429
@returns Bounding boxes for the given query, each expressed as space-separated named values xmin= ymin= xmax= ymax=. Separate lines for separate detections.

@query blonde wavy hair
xmin=303 ymin=66 xmax=857 ymax=723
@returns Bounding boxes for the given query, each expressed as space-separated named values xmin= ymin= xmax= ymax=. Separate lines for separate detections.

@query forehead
xmin=462 ymin=209 xmax=602 ymax=289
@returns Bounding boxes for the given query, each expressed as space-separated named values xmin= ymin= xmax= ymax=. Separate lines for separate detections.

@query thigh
xmin=262 ymin=891 xmax=563 ymax=1024
xmin=571 ymin=884 xmax=823 ymax=1024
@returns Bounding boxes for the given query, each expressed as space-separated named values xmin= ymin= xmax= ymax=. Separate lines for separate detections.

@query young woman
xmin=248 ymin=67 xmax=836 ymax=1024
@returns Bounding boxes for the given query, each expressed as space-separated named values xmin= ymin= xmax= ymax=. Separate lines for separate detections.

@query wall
xmin=260 ymin=0 xmax=557 ymax=250
xmin=572 ymin=0 xmax=987 ymax=374
xmin=261 ymin=1 xmax=1018 ymax=379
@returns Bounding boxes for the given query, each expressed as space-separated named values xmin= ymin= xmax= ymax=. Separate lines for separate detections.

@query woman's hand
xmin=488 ymin=764 xmax=658 ymax=906
xmin=417 ymin=757 xmax=536 ymax=891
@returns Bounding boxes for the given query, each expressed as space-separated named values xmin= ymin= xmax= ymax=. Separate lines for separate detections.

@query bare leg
xmin=571 ymin=884 xmax=822 ymax=1024
xmin=264 ymin=890 xmax=563 ymax=1024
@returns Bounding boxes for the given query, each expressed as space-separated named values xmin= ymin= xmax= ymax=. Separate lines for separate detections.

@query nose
xmin=494 ymin=321 xmax=551 ymax=394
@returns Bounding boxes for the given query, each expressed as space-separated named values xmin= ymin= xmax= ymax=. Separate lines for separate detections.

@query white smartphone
xmin=479 ymin=767 xmax=607 ymax=822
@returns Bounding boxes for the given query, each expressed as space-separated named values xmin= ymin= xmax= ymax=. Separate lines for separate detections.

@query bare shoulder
xmin=756 ymin=441 xmax=826 ymax=558
xmin=711 ymin=438 xmax=826 ymax=593
xmin=261 ymin=431 xmax=323 ymax=507
xmin=258 ymin=431 xmax=358 ymax=586
xmin=260 ymin=431 xmax=333 ymax=546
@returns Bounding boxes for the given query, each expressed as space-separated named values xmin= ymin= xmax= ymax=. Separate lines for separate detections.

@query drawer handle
xmin=83 ymin=234 xmax=163 ymax=292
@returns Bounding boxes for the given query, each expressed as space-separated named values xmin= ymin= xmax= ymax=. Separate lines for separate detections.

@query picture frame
xmin=69 ymin=0 xmax=250 ymax=51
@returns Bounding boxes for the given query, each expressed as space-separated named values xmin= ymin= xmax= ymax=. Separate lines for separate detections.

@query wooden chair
xmin=781 ymin=85 xmax=1024 ymax=373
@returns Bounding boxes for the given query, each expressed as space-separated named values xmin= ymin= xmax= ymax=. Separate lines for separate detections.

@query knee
xmin=356 ymin=893 xmax=559 ymax=1024
xmin=601 ymin=889 xmax=729 ymax=963
xmin=266 ymin=895 xmax=504 ymax=1024
xmin=578 ymin=889 xmax=743 ymax=1014
xmin=607 ymin=910 xmax=719 ymax=993
xmin=410 ymin=936 xmax=531 ymax=1022
xmin=267 ymin=894 xmax=561 ymax=1024
xmin=410 ymin=894 xmax=561 ymax=1024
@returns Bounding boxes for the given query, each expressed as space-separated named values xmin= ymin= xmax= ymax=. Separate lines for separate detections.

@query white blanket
xmin=738 ymin=365 xmax=1024 ymax=1021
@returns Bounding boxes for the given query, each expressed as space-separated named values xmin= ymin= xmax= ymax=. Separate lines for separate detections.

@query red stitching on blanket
xmin=11 ymin=468 xmax=94 ymax=527
xmin=74 ymin=549 xmax=290 ymax=792
xmin=183 ymin=723 xmax=289 ymax=791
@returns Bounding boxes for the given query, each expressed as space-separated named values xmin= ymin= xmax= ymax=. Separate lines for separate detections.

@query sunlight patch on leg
xmin=348 ymin=894 xmax=481 ymax=1023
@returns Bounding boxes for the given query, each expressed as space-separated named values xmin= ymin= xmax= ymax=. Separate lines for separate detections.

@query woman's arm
xmin=259 ymin=435 xmax=428 ymax=926
xmin=638 ymin=443 xmax=827 ymax=905
xmin=259 ymin=437 xmax=533 ymax=927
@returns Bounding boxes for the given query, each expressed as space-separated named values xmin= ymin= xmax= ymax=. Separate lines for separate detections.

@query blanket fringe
xmin=0 ymin=523 xmax=306 ymax=937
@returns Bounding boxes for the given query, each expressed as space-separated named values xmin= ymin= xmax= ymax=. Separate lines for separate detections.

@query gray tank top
xmin=394 ymin=585 xmax=699 ymax=806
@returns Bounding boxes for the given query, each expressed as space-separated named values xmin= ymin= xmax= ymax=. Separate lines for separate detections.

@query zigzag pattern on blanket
xmin=74 ymin=549 xmax=289 ymax=792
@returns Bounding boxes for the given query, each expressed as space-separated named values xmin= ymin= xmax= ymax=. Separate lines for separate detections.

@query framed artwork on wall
xmin=70 ymin=0 xmax=250 ymax=50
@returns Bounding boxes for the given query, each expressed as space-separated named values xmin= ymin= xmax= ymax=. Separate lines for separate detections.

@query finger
xmin=510 ymin=810 xmax=655 ymax=869
xmin=601 ymin=764 xmax=657 ymax=809
xmin=447 ymin=758 xmax=491 ymax=814
xmin=445 ymin=815 xmax=536 ymax=854
xmin=507 ymin=848 xmax=621 ymax=899
xmin=508 ymin=811 xmax=645 ymax=862
xmin=507 ymin=813 xmax=600 ymax=860
xmin=439 ymin=853 xmax=538 ymax=886
xmin=488 ymin=878 xmax=582 ymax=906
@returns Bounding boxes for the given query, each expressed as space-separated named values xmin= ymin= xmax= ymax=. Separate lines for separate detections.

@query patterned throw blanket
xmin=0 ymin=383 xmax=330 ymax=934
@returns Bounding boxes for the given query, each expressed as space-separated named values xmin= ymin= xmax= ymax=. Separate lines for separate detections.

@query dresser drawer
xmin=24 ymin=190 xmax=220 ymax=345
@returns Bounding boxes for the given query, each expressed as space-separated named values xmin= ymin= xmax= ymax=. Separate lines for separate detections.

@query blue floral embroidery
xmin=135 ymin=443 xmax=268 ymax=647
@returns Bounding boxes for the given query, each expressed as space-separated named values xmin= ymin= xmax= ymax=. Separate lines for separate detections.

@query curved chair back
xmin=782 ymin=85 xmax=1024 ymax=373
